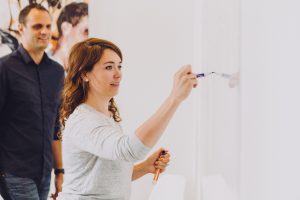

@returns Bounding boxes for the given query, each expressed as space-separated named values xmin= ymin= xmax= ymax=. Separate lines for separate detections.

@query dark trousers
xmin=0 ymin=172 xmax=51 ymax=200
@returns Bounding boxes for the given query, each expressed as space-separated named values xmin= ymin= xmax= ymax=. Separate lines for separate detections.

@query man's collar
xmin=17 ymin=44 xmax=51 ymax=64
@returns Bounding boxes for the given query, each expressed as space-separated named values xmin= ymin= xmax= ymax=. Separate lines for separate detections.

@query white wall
xmin=90 ymin=0 xmax=198 ymax=199
xmin=89 ymin=0 xmax=240 ymax=199
xmin=88 ymin=0 xmax=300 ymax=200
xmin=240 ymin=0 xmax=300 ymax=200
xmin=1 ymin=1 xmax=299 ymax=200
xmin=196 ymin=0 xmax=240 ymax=199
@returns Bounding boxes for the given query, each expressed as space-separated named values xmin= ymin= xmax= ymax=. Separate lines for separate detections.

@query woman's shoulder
xmin=63 ymin=104 xmax=120 ymax=139
xmin=66 ymin=104 xmax=113 ymax=127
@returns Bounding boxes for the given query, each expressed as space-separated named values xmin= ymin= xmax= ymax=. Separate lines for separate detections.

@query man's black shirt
xmin=0 ymin=45 xmax=64 ymax=183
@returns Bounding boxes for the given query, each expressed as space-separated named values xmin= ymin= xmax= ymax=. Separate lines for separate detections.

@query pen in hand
xmin=153 ymin=150 xmax=167 ymax=184
xmin=196 ymin=72 xmax=215 ymax=78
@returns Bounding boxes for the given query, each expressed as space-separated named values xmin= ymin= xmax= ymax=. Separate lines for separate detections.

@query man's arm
xmin=52 ymin=140 xmax=63 ymax=169
xmin=0 ymin=61 xmax=7 ymax=115
xmin=51 ymin=67 xmax=64 ymax=199
xmin=0 ymin=61 xmax=8 ymax=172
xmin=51 ymin=140 xmax=63 ymax=199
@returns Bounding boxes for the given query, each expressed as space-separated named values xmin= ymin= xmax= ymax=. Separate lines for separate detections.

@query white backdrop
xmin=3 ymin=0 xmax=297 ymax=200
xmin=89 ymin=0 xmax=300 ymax=199
xmin=196 ymin=0 xmax=240 ymax=199
xmin=90 ymin=0 xmax=198 ymax=199
xmin=240 ymin=0 xmax=300 ymax=199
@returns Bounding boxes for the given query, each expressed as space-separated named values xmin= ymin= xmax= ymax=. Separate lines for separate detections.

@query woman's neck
xmin=84 ymin=95 xmax=111 ymax=117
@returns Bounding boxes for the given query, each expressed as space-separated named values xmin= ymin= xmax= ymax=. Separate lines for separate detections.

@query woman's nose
xmin=114 ymin=68 xmax=122 ymax=78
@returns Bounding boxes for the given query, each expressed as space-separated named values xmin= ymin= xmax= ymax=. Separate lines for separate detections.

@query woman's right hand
xmin=170 ymin=65 xmax=198 ymax=103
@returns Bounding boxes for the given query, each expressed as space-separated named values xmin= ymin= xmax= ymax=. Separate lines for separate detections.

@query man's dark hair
xmin=57 ymin=2 xmax=88 ymax=38
xmin=18 ymin=4 xmax=49 ymax=25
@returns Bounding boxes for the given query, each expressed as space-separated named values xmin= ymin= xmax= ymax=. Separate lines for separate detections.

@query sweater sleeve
xmin=68 ymin=118 xmax=151 ymax=162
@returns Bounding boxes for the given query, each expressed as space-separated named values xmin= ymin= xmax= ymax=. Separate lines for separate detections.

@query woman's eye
xmin=118 ymin=65 xmax=122 ymax=69
xmin=105 ymin=66 xmax=113 ymax=70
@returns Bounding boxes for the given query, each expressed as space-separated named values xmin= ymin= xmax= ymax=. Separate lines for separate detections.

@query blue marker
xmin=196 ymin=72 xmax=215 ymax=78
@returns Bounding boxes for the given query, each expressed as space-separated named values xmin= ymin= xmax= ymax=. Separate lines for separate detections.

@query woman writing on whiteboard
xmin=58 ymin=38 xmax=197 ymax=200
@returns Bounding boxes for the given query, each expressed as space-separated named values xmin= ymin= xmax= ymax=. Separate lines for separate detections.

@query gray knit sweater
xmin=58 ymin=104 xmax=150 ymax=200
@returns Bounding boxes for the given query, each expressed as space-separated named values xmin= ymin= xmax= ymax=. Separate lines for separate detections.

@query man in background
xmin=0 ymin=4 xmax=64 ymax=200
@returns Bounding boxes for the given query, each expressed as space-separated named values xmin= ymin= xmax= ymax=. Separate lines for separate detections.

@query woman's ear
xmin=81 ymin=73 xmax=89 ymax=82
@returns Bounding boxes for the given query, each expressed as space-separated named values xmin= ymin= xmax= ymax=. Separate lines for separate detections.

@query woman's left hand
xmin=144 ymin=148 xmax=170 ymax=174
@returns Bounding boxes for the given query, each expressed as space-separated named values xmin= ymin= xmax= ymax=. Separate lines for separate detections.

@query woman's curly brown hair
xmin=59 ymin=38 xmax=123 ymax=139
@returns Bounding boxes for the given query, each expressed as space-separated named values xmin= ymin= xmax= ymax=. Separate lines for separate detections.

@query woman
xmin=58 ymin=38 xmax=197 ymax=199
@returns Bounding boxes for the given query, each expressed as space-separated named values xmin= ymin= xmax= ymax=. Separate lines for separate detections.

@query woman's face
xmin=86 ymin=48 xmax=122 ymax=99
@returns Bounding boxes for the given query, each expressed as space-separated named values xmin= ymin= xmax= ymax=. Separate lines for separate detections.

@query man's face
xmin=19 ymin=8 xmax=52 ymax=52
